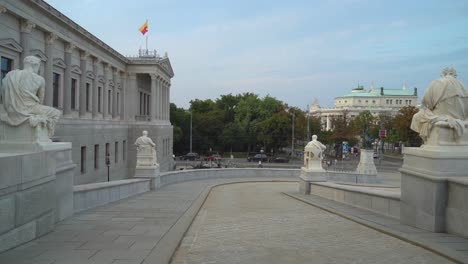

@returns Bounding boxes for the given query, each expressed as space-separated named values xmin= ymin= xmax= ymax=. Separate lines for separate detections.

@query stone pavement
xmin=171 ymin=182 xmax=454 ymax=264
xmin=0 ymin=178 xmax=292 ymax=264
xmin=285 ymin=190 xmax=468 ymax=263
xmin=0 ymin=178 xmax=464 ymax=264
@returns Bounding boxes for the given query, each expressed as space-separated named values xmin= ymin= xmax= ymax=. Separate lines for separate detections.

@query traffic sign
xmin=379 ymin=129 xmax=387 ymax=138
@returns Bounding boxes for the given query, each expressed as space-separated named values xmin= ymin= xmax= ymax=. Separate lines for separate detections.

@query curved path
xmin=171 ymin=182 xmax=451 ymax=264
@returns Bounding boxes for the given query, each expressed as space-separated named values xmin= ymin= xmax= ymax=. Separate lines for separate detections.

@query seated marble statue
xmin=135 ymin=130 xmax=158 ymax=166
xmin=411 ymin=67 xmax=468 ymax=142
xmin=305 ymin=135 xmax=326 ymax=159
xmin=0 ymin=56 xmax=61 ymax=137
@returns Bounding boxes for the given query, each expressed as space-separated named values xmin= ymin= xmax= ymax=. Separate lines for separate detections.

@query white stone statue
xmin=303 ymin=135 xmax=326 ymax=171
xmin=0 ymin=56 xmax=61 ymax=137
xmin=135 ymin=130 xmax=158 ymax=167
xmin=411 ymin=67 xmax=468 ymax=143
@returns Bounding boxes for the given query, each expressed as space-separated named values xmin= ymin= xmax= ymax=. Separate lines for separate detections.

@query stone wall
xmin=446 ymin=178 xmax=468 ymax=238
xmin=73 ymin=179 xmax=151 ymax=213
xmin=0 ymin=143 xmax=74 ymax=253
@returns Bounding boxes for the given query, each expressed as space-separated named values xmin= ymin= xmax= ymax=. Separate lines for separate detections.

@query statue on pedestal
xmin=362 ymin=124 xmax=374 ymax=150
xmin=303 ymin=135 xmax=326 ymax=171
xmin=135 ymin=130 xmax=158 ymax=167
xmin=0 ymin=56 xmax=61 ymax=138
xmin=411 ymin=67 xmax=468 ymax=143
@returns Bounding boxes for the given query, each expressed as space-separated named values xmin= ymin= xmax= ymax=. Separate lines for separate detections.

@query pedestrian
xmin=258 ymin=160 xmax=263 ymax=168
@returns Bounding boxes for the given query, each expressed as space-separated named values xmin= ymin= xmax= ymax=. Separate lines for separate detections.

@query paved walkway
xmin=171 ymin=182 xmax=452 ymax=264
xmin=0 ymin=178 xmax=292 ymax=264
xmin=0 ymin=177 xmax=464 ymax=264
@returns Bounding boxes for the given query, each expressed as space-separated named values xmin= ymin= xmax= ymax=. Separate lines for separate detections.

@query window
xmin=365 ymin=100 xmax=368 ymax=103
xmin=123 ymin=140 xmax=126 ymax=161
xmin=81 ymin=146 xmax=86 ymax=174
xmin=53 ymin=73 xmax=60 ymax=107
xmin=139 ymin=92 xmax=143 ymax=115
xmin=86 ymin=83 xmax=90 ymax=111
xmin=71 ymin=78 xmax=77 ymax=110
xmin=146 ymin=95 xmax=150 ymax=115
xmin=390 ymin=100 xmax=392 ymax=105
xmin=372 ymin=100 xmax=375 ymax=104
xmin=358 ymin=100 xmax=361 ymax=103
xmin=98 ymin=87 xmax=102 ymax=112
xmin=0 ymin=57 xmax=13 ymax=104
xmin=409 ymin=100 xmax=412 ymax=105
xmin=105 ymin=143 xmax=110 ymax=166
xmin=117 ymin=92 xmax=120 ymax=114
xmin=115 ymin=141 xmax=118 ymax=163
xmin=108 ymin=90 xmax=111 ymax=114
xmin=1 ymin=56 xmax=12 ymax=79
xmin=94 ymin=144 xmax=99 ymax=169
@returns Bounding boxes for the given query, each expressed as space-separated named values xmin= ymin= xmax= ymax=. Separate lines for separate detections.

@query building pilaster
xmin=79 ymin=50 xmax=89 ymax=116
xmin=92 ymin=58 xmax=100 ymax=118
xmin=63 ymin=43 xmax=75 ymax=117
xmin=20 ymin=20 xmax=35 ymax=68
xmin=44 ymin=32 xmax=57 ymax=106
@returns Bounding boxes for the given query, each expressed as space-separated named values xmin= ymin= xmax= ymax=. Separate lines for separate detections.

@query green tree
xmin=394 ymin=106 xmax=422 ymax=147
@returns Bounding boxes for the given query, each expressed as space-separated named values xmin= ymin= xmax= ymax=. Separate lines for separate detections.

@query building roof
xmin=339 ymin=86 xmax=415 ymax=98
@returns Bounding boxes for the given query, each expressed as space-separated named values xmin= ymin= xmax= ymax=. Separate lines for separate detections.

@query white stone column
xmin=154 ymin=77 xmax=160 ymax=120
xmin=92 ymin=58 xmax=100 ymax=118
xmin=128 ymin=73 xmax=137 ymax=121
xmin=112 ymin=67 xmax=118 ymax=119
xmin=102 ymin=63 xmax=109 ymax=119
xmin=20 ymin=20 xmax=35 ymax=68
xmin=167 ymin=83 xmax=171 ymax=120
xmin=120 ymin=71 xmax=126 ymax=120
xmin=163 ymin=82 xmax=167 ymax=120
xmin=79 ymin=50 xmax=89 ymax=117
xmin=63 ymin=43 xmax=75 ymax=117
xmin=44 ymin=33 xmax=57 ymax=107
xmin=326 ymin=115 xmax=331 ymax=131
xmin=150 ymin=74 xmax=157 ymax=121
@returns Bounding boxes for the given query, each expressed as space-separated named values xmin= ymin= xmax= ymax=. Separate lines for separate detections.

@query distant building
xmin=310 ymin=84 xmax=418 ymax=131
xmin=0 ymin=0 xmax=174 ymax=185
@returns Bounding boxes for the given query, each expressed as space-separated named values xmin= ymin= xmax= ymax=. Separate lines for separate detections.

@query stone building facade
xmin=0 ymin=0 xmax=175 ymax=185
xmin=310 ymin=85 xmax=418 ymax=131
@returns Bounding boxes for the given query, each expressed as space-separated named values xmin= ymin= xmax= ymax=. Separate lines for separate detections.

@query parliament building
xmin=0 ymin=0 xmax=175 ymax=185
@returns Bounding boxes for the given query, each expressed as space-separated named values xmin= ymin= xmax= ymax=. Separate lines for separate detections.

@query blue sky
xmin=46 ymin=0 xmax=468 ymax=109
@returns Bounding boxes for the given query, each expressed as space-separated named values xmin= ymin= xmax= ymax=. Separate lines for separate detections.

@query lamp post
xmin=189 ymin=111 xmax=192 ymax=153
xmin=291 ymin=112 xmax=295 ymax=157
xmin=106 ymin=152 xmax=110 ymax=181
xmin=306 ymin=105 xmax=310 ymax=142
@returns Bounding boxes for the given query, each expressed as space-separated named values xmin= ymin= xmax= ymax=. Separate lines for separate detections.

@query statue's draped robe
xmin=135 ymin=136 xmax=157 ymax=165
xmin=0 ymin=69 xmax=60 ymax=136
xmin=411 ymin=76 xmax=468 ymax=140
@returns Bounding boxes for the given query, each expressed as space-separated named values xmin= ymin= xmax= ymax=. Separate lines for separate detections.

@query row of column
xmin=149 ymin=74 xmax=170 ymax=122
xmin=19 ymin=20 xmax=125 ymax=120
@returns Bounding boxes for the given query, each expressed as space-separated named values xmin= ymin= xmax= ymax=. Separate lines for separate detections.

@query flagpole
xmin=146 ymin=19 xmax=148 ymax=53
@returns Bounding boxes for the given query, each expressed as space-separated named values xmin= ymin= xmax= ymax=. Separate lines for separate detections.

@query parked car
xmin=272 ymin=157 xmax=289 ymax=163
xmin=373 ymin=152 xmax=379 ymax=159
xmin=207 ymin=153 xmax=222 ymax=161
xmin=248 ymin=153 xmax=268 ymax=162
xmin=183 ymin=152 xmax=200 ymax=160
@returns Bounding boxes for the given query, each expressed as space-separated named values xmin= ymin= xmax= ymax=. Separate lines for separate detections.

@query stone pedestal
xmin=135 ymin=165 xmax=160 ymax=190
xmin=400 ymin=125 xmax=468 ymax=233
xmin=299 ymin=168 xmax=327 ymax=195
xmin=0 ymin=134 xmax=75 ymax=253
xmin=356 ymin=149 xmax=377 ymax=175
xmin=0 ymin=121 xmax=53 ymax=152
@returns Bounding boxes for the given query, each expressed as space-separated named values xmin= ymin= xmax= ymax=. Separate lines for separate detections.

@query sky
xmin=46 ymin=0 xmax=468 ymax=109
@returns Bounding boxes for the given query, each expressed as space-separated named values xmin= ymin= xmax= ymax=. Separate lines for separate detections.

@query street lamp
xmin=291 ymin=112 xmax=295 ymax=157
xmin=306 ymin=105 xmax=310 ymax=142
xmin=189 ymin=111 xmax=192 ymax=153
